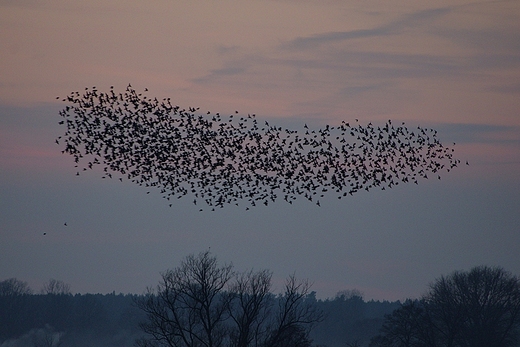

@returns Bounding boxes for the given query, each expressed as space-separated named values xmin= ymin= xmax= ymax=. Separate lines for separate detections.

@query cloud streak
xmin=282 ymin=7 xmax=452 ymax=50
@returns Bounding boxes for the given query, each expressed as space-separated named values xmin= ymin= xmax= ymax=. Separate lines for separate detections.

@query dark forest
xmin=0 ymin=281 xmax=397 ymax=347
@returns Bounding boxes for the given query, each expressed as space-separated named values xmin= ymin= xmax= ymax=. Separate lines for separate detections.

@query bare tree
xmin=228 ymin=269 xmax=273 ymax=347
xmin=371 ymin=266 xmax=520 ymax=347
xmin=136 ymin=251 xmax=234 ymax=347
xmin=426 ymin=266 xmax=520 ymax=347
xmin=0 ymin=278 xmax=32 ymax=296
xmin=265 ymin=275 xmax=324 ymax=347
xmin=135 ymin=253 xmax=323 ymax=347
xmin=41 ymin=279 xmax=71 ymax=295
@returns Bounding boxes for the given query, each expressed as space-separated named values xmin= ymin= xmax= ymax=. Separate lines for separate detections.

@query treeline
xmin=370 ymin=266 xmax=520 ymax=347
xmin=0 ymin=289 xmax=145 ymax=346
xmin=312 ymin=292 xmax=399 ymax=346
xmin=6 ymin=260 xmax=517 ymax=347
xmin=0 ymin=279 xmax=398 ymax=347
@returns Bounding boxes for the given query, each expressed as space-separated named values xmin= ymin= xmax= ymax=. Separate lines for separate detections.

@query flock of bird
xmin=57 ymin=85 xmax=461 ymax=210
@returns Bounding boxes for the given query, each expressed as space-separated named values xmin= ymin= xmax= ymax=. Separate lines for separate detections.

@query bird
xmin=56 ymin=85 xmax=461 ymax=210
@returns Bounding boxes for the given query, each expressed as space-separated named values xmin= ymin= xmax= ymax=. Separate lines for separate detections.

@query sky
xmin=1 ymin=0 xmax=519 ymax=301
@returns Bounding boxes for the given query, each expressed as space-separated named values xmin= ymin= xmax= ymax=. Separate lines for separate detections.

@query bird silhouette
xmin=57 ymin=85 xmax=461 ymax=210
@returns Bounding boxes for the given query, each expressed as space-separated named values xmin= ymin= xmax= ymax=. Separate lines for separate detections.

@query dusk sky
xmin=1 ymin=0 xmax=519 ymax=301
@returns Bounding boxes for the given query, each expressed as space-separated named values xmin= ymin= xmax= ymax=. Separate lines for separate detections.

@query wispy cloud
xmin=435 ymin=27 xmax=520 ymax=53
xmin=193 ymin=66 xmax=247 ymax=84
xmin=279 ymin=50 xmax=462 ymax=79
xmin=484 ymin=82 xmax=520 ymax=94
xmin=216 ymin=45 xmax=242 ymax=55
xmin=434 ymin=123 xmax=520 ymax=145
xmin=282 ymin=7 xmax=452 ymax=50
xmin=190 ymin=1 xmax=519 ymax=116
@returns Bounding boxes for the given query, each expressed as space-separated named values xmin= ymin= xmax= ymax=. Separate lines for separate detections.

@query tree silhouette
xmin=370 ymin=266 xmax=520 ymax=347
xmin=228 ymin=269 xmax=272 ymax=347
xmin=265 ymin=275 xmax=322 ymax=347
xmin=369 ymin=299 xmax=432 ymax=347
xmin=57 ymin=85 xmax=460 ymax=209
xmin=0 ymin=278 xmax=33 ymax=340
xmin=134 ymin=251 xmax=322 ymax=347
xmin=0 ymin=278 xmax=32 ymax=296
xmin=40 ymin=279 xmax=71 ymax=295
